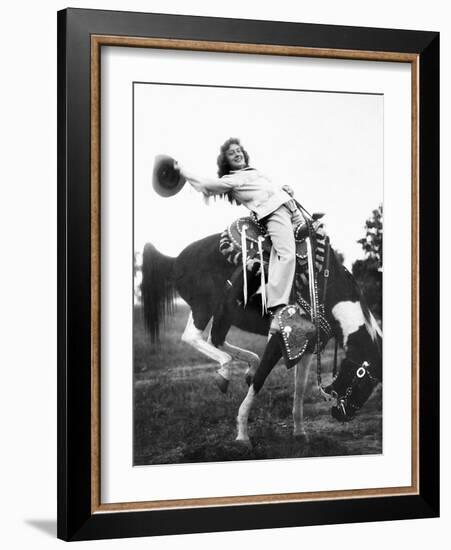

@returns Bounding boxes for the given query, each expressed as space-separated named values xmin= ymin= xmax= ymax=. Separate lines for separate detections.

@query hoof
xmin=235 ymin=438 xmax=252 ymax=449
xmin=293 ymin=431 xmax=310 ymax=445
xmin=214 ymin=372 xmax=229 ymax=394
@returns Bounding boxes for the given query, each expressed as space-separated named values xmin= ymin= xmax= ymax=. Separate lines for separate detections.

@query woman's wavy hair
xmin=216 ymin=138 xmax=250 ymax=204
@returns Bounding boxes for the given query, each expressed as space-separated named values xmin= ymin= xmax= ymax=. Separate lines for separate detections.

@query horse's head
xmin=323 ymin=359 xmax=379 ymax=422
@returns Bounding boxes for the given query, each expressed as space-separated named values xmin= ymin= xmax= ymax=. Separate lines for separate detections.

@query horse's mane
xmin=339 ymin=260 xmax=382 ymax=344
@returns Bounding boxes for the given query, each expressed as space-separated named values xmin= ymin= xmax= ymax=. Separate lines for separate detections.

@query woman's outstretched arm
xmin=177 ymin=162 xmax=235 ymax=196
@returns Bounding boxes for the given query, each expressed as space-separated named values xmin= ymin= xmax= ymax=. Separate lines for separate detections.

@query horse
xmin=141 ymin=226 xmax=382 ymax=444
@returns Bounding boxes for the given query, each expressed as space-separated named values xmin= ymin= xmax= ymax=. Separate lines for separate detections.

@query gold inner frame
xmin=90 ymin=35 xmax=419 ymax=514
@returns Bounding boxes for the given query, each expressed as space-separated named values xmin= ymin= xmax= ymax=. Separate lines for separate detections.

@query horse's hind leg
xmin=221 ymin=342 xmax=260 ymax=385
xmin=292 ymin=353 xmax=313 ymax=440
xmin=181 ymin=311 xmax=233 ymax=392
xmin=207 ymin=266 xmax=263 ymax=385
xmin=208 ymin=307 xmax=260 ymax=391
xmin=208 ymin=318 xmax=260 ymax=386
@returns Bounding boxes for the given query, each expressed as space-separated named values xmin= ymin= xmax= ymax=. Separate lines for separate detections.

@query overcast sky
xmin=134 ymin=83 xmax=383 ymax=269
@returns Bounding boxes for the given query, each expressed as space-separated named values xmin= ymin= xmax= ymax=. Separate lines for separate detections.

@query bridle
xmin=295 ymin=206 xmax=379 ymax=415
xmin=332 ymin=359 xmax=378 ymax=418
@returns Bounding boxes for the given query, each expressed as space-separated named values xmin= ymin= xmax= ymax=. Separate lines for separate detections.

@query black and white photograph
xmin=0 ymin=0 xmax=445 ymax=546
xmin=133 ymin=82 xmax=383 ymax=466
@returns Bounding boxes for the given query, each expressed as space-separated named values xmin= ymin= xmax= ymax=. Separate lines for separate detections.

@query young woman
xmin=177 ymin=137 xmax=304 ymax=332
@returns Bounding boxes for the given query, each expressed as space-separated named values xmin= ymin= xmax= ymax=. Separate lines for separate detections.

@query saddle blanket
xmin=219 ymin=215 xmax=327 ymax=286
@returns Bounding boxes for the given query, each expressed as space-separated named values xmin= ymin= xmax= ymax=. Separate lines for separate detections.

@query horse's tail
xmin=141 ymin=243 xmax=177 ymax=343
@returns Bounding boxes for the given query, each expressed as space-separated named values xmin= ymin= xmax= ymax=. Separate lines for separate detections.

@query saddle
xmin=219 ymin=214 xmax=332 ymax=368
xmin=219 ymin=214 xmax=327 ymax=278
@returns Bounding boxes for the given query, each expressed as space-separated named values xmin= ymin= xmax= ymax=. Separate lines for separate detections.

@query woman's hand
xmin=173 ymin=159 xmax=186 ymax=179
xmin=175 ymin=161 xmax=210 ymax=195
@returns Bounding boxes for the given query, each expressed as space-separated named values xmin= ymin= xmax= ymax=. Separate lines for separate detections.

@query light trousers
xmin=265 ymin=201 xmax=302 ymax=309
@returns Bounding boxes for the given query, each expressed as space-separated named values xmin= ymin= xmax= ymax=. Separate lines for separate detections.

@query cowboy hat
xmin=152 ymin=154 xmax=186 ymax=197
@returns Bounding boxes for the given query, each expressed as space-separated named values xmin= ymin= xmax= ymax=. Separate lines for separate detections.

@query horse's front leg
xmin=236 ymin=385 xmax=256 ymax=443
xmin=236 ymin=334 xmax=282 ymax=443
xmin=292 ymin=353 xmax=313 ymax=440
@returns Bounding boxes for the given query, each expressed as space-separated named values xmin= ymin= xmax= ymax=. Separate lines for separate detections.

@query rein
xmin=298 ymin=205 xmax=332 ymax=399
xmin=321 ymin=235 xmax=339 ymax=379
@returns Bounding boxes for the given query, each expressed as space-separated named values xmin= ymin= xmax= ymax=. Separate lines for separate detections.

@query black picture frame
xmin=57 ymin=8 xmax=439 ymax=542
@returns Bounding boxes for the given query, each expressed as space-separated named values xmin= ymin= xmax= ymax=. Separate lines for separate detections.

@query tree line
xmin=351 ymin=204 xmax=383 ymax=320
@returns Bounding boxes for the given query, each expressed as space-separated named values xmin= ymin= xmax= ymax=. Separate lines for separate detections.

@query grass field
xmin=133 ymin=302 xmax=382 ymax=466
